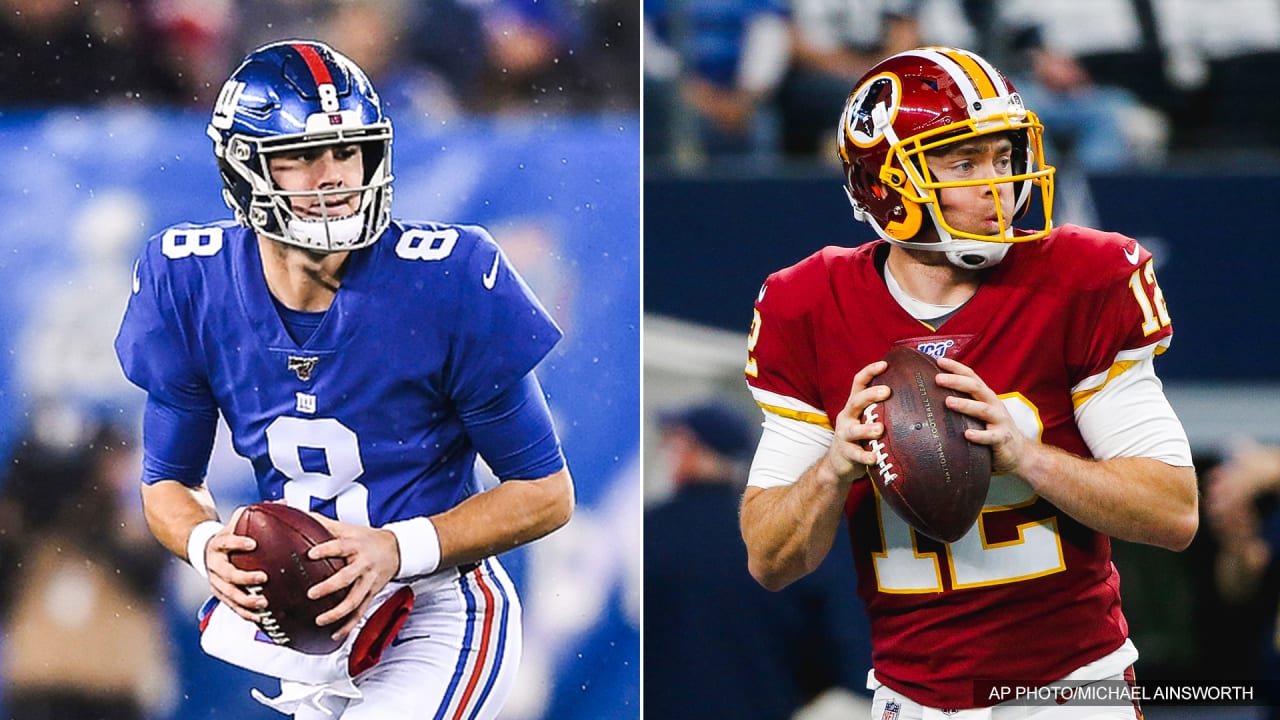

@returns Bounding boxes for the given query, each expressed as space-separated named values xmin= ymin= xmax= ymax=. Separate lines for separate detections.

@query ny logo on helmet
xmin=210 ymin=80 xmax=246 ymax=131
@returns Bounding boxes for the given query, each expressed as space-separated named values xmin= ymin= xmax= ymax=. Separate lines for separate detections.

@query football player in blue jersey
xmin=114 ymin=40 xmax=574 ymax=719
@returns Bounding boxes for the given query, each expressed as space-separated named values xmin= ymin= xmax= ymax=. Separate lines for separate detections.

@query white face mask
xmin=285 ymin=212 xmax=368 ymax=252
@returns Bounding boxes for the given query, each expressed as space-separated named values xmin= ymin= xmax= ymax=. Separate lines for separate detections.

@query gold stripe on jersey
xmin=1070 ymin=359 xmax=1139 ymax=409
xmin=937 ymin=48 xmax=999 ymax=99
xmin=756 ymin=401 xmax=833 ymax=429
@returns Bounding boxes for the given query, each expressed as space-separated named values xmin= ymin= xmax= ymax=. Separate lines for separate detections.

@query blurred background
xmin=0 ymin=0 xmax=638 ymax=719
xmin=645 ymin=0 xmax=1280 ymax=717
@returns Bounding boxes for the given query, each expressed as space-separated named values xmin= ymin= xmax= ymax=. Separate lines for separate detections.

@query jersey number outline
xmin=266 ymin=416 xmax=370 ymax=525
xmin=396 ymin=228 xmax=459 ymax=261
xmin=871 ymin=393 xmax=1066 ymax=593
xmin=1129 ymin=259 xmax=1170 ymax=336
xmin=161 ymin=227 xmax=225 ymax=259
xmin=745 ymin=308 xmax=762 ymax=377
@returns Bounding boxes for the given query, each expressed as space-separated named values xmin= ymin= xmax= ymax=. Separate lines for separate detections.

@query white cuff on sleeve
xmin=186 ymin=520 xmax=225 ymax=580
xmin=383 ymin=517 xmax=442 ymax=578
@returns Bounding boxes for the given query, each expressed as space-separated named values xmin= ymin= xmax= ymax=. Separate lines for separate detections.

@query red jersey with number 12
xmin=745 ymin=224 xmax=1174 ymax=708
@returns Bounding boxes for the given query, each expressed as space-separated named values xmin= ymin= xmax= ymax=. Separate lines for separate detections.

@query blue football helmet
xmin=207 ymin=40 xmax=393 ymax=253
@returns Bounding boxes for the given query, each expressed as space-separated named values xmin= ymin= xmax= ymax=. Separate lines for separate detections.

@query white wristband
xmin=383 ymin=517 xmax=442 ymax=578
xmin=186 ymin=520 xmax=225 ymax=580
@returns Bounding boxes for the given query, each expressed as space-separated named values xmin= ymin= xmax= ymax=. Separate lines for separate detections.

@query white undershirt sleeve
xmin=748 ymin=409 xmax=834 ymax=489
xmin=1073 ymin=353 xmax=1193 ymax=466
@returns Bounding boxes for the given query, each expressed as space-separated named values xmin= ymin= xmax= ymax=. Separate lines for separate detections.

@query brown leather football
xmin=230 ymin=503 xmax=350 ymax=654
xmin=862 ymin=345 xmax=992 ymax=543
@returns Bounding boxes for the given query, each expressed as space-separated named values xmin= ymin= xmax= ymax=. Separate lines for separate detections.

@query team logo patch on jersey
xmin=287 ymin=355 xmax=320 ymax=381
xmin=916 ymin=339 xmax=955 ymax=358
xmin=880 ymin=700 xmax=900 ymax=720
xmin=296 ymin=392 xmax=317 ymax=414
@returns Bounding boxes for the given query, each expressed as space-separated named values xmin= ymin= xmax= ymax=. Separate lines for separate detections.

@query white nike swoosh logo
xmin=1123 ymin=245 xmax=1141 ymax=265
xmin=757 ymin=284 xmax=767 ymax=302
xmin=132 ymin=259 xmax=141 ymax=294
xmin=482 ymin=251 xmax=500 ymax=290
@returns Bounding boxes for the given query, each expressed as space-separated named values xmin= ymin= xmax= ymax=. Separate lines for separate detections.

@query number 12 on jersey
xmin=871 ymin=394 xmax=1067 ymax=593
xmin=1130 ymin=259 xmax=1170 ymax=337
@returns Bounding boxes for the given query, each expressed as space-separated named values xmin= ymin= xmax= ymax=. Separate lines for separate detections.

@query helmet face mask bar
xmin=207 ymin=41 xmax=394 ymax=254
xmin=838 ymin=48 xmax=1056 ymax=269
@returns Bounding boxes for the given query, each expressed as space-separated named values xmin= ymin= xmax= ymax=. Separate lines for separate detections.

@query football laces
xmin=246 ymin=585 xmax=290 ymax=645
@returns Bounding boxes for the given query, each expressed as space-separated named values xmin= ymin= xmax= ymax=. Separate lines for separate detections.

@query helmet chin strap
xmin=923 ymin=204 xmax=1012 ymax=269
xmin=943 ymin=240 xmax=1010 ymax=270
xmin=880 ymin=234 xmax=1010 ymax=270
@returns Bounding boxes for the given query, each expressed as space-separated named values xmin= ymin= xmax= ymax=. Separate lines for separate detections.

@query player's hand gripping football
xmin=822 ymin=360 xmax=891 ymax=484
xmin=305 ymin=517 xmax=401 ymax=642
xmin=935 ymin=357 xmax=1028 ymax=474
xmin=204 ymin=506 xmax=270 ymax=622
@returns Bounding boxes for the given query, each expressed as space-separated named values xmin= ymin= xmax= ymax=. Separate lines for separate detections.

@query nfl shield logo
xmin=881 ymin=700 xmax=901 ymax=720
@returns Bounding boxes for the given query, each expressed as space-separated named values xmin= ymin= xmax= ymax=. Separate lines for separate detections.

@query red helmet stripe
xmin=291 ymin=43 xmax=334 ymax=89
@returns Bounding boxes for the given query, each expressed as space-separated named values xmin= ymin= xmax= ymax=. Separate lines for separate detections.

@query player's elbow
xmin=744 ymin=540 xmax=814 ymax=591
xmin=746 ymin=555 xmax=806 ymax=592
xmin=547 ymin=485 xmax=574 ymax=532
xmin=539 ymin=467 xmax=575 ymax=533
xmin=747 ymin=560 xmax=792 ymax=592
xmin=1158 ymin=467 xmax=1200 ymax=552
xmin=1159 ymin=503 xmax=1199 ymax=552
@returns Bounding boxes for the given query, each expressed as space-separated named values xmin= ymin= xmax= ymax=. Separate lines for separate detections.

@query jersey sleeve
xmin=1059 ymin=227 xmax=1174 ymax=400
xmin=460 ymin=372 xmax=565 ymax=480
xmin=115 ymin=231 xmax=220 ymax=485
xmin=745 ymin=255 xmax=830 ymax=428
xmin=446 ymin=226 xmax=563 ymax=410
xmin=114 ymin=233 xmax=218 ymax=413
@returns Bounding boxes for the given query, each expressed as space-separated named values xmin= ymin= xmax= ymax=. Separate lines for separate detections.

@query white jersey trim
xmin=748 ymin=386 xmax=833 ymax=428
xmin=747 ymin=399 xmax=833 ymax=490
xmin=1074 ymin=354 xmax=1193 ymax=467
xmin=1070 ymin=337 xmax=1170 ymax=404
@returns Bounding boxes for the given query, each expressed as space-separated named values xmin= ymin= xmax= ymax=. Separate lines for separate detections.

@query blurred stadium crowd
xmin=645 ymin=0 xmax=1280 ymax=168
xmin=0 ymin=0 xmax=640 ymax=115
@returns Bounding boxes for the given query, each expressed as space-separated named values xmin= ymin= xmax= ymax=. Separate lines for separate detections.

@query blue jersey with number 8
xmin=116 ymin=220 xmax=562 ymax=527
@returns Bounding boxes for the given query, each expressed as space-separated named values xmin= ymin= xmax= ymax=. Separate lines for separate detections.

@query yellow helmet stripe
xmin=935 ymin=47 xmax=1000 ymax=99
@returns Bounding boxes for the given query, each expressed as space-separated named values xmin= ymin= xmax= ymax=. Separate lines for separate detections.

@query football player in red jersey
xmin=739 ymin=47 xmax=1198 ymax=718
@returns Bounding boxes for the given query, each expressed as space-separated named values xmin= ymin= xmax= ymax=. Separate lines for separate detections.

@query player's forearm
xmin=1017 ymin=446 xmax=1198 ymax=551
xmin=140 ymin=480 xmax=221 ymax=560
xmin=740 ymin=460 xmax=850 ymax=591
xmin=430 ymin=466 xmax=574 ymax=567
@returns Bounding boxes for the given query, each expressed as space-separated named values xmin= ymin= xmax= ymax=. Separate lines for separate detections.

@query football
xmin=230 ymin=502 xmax=350 ymax=654
xmin=862 ymin=345 xmax=992 ymax=543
